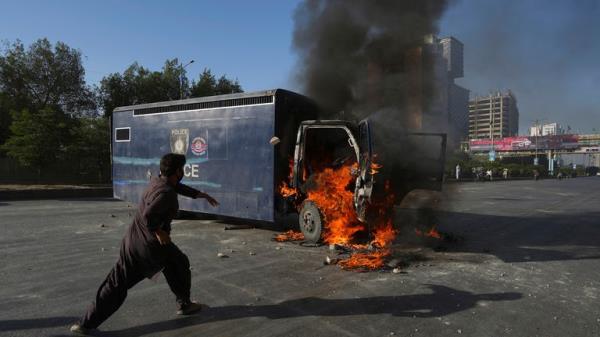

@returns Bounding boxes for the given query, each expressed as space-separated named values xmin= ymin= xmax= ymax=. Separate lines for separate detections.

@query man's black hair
xmin=160 ymin=153 xmax=186 ymax=177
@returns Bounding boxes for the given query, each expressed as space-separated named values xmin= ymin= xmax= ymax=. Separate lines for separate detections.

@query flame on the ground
xmin=415 ymin=226 xmax=441 ymax=239
xmin=274 ymin=230 xmax=305 ymax=242
xmin=338 ymin=250 xmax=390 ymax=270
xmin=339 ymin=175 xmax=396 ymax=271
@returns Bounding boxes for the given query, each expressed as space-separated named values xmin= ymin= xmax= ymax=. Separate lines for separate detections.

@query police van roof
xmin=113 ymin=88 xmax=298 ymax=113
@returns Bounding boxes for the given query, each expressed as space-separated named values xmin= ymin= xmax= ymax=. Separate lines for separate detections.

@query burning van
xmin=111 ymin=89 xmax=446 ymax=244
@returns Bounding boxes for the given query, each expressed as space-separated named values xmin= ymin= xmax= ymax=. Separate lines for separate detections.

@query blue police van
xmin=111 ymin=89 xmax=446 ymax=240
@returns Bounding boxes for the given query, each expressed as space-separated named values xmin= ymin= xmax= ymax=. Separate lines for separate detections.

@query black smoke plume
xmin=293 ymin=0 xmax=450 ymax=125
xmin=292 ymin=0 xmax=454 ymax=232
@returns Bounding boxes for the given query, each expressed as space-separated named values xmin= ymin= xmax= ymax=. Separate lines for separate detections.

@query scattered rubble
xmin=323 ymin=256 xmax=339 ymax=265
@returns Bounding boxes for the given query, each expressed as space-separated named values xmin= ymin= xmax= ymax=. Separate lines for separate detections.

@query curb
xmin=0 ymin=187 xmax=113 ymax=200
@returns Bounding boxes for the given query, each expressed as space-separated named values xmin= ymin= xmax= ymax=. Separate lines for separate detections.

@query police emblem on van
xmin=170 ymin=129 xmax=189 ymax=154
xmin=191 ymin=137 xmax=208 ymax=156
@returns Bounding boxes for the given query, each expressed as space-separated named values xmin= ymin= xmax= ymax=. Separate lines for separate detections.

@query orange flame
xmin=277 ymin=155 xmax=400 ymax=271
xmin=274 ymin=230 xmax=305 ymax=242
xmin=371 ymin=220 xmax=396 ymax=248
xmin=306 ymin=163 xmax=364 ymax=245
xmin=279 ymin=182 xmax=296 ymax=197
xmin=370 ymin=162 xmax=383 ymax=175
xmin=338 ymin=250 xmax=390 ymax=270
xmin=415 ymin=226 xmax=441 ymax=239
xmin=278 ymin=158 xmax=297 ymax=197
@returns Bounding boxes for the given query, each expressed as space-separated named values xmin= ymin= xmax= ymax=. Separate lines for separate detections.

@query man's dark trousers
xmin=80 ymin=241 xmax=191 ymax=329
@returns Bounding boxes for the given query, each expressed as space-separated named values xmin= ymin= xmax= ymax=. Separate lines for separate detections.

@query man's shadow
xmin=95 ymin=285 xmax=521 ymax=337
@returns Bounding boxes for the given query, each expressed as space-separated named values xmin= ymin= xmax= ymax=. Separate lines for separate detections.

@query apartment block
xmin=469 ymin=91 xmax=519 ymax=139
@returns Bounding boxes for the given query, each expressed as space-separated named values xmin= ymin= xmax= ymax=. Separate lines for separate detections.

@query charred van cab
xmin=287 ymin=119 xmax=446 ymax=242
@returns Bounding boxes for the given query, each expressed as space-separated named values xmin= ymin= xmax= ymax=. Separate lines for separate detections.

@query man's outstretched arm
xmin=175 ymin=183 xmax=219 ymax=207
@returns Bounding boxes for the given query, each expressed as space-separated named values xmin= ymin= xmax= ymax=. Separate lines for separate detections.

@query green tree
xmin=0 ymin=92 xmax=14 ymax=149
xmin=99 ymin=61 xmax=243 ymax=117
xmin=214 ymin=75 xmax=242 ymax=95
xmin=190 ymin=70 xmax=243 ymax=97
xmin=190 ymin=68 xmax=216 ymax=97
xmin=68 ymin=117 xmax=110 ymax=183
xmin=0 ymin=38 xmax=95 ymax=116
xmin=2 ymin=107 xmax=73 ymax=169
xmin=98 ymin=59 xmax=189 ymax=117
xmin=0 ymin=38 xmax=96 ymax=158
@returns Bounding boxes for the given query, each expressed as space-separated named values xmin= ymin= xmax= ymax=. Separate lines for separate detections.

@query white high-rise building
xmin=529 ymin=122 xmax=564 ymax=136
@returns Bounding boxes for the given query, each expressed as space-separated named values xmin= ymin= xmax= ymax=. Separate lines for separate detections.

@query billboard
xmin=469 ymin=135 xmax=580 ymax=152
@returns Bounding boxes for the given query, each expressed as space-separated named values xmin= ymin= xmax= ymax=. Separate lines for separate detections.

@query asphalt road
xmin=1 ymin=177 xmax=599 ymax=337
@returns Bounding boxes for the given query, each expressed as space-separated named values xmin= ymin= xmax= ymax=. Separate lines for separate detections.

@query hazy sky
xmin=1 ymin=0 xmax=598 ymax=134
xmin=441 ymin=0 xmax=600 ymax=134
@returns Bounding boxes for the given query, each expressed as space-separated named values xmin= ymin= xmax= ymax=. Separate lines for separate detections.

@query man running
xmin=71 ymin=153 xmax=219 ymax=335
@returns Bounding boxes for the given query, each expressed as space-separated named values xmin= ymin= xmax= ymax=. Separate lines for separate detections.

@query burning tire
xmin=298 ymin=200 xmax=323 ymax=243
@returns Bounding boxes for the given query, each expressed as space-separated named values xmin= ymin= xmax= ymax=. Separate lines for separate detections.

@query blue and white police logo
xmin=170 ymin=129 xmax=189 ymax=154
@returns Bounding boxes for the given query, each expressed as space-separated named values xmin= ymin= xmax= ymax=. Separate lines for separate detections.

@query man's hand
xmin=155 ymin=228 xmax=171 ymax=245
xmin=197 ymin=191 xmax=219 ymax=207
xmin=205 ymin=194 xmax=219 ymax=207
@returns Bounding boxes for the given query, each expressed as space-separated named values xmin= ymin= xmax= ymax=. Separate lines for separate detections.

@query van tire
xmin=299 ymin=200 xmax=323 ymax=243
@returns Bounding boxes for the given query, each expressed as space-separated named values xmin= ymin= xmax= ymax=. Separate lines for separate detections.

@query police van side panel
xmin=111 ymin=89 xmax=318 ymax=223
xmin=112 ymin=95 xmax=276 ymax=222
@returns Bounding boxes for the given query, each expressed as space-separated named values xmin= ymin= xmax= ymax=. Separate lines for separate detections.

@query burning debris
xmin=415 ymin=226 xmax=442 ymax=239
xmin=273 ymin=230 xmax=305 ymax=242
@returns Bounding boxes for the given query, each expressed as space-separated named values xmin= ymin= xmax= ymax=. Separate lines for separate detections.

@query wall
xmin=0 ymin=157 xmax=110 ymax=184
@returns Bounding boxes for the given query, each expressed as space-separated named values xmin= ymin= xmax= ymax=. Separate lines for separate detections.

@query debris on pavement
xmin=273 ymin=230 xmax=305 ymax=242
xmin=224 ymin=224 xmax=254 ymax=230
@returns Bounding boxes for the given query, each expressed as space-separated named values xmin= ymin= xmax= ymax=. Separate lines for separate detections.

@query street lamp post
xmin=180 ymin=59 xmax=195 ymax=100
xmin=489 ymin=96 xmax=495 ymax=162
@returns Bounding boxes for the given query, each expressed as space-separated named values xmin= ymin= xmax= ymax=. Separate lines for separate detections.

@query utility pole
xmin=489 ymin=93 xmax=495 ymax=162
xmin=534 ymin=119 xmax=539 ymax=166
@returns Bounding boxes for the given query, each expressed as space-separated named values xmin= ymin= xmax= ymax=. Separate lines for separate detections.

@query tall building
xmin=542 ymin=123 xmax=563 ymax=136
xmin=387 ymin=35 xmax=469 ymax=144
xmin=468 ymin=91 xmax=519 ymax=139
xmin=440 ymin=37 xmax=470 ymax=141
xmin=419 ymin=36 xmax=470 ymax=142
xmin=440 ymin=37 xmax=464 ymax=79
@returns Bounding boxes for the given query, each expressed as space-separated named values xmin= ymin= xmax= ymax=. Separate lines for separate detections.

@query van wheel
xmin=299 ymin=200 xmax=323 ymax=243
